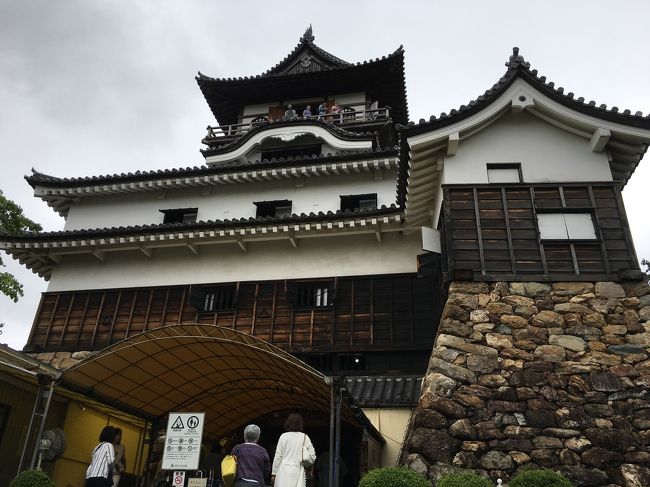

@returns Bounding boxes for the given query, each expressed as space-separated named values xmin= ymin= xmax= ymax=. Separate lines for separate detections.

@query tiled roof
xmin=345 ymin=375 xmax=423 ymax=407
xmin=262 ymin=25 xmax=351 ymax=76
xmin=396 ymin=47 xmax=650 ymax=203
xmin=0 ymin=205 xmax=401 ymax=242
xmin=400 ymin=47 xmax=650 ymax=137
xmin=26 ymin=147 xmax=398 ymax=189
xmin=195 ymin=26 xmax=402 ymax=82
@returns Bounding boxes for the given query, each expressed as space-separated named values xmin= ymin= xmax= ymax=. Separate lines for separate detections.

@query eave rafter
xmin=1 ymin=214 xmax=403 ymax=280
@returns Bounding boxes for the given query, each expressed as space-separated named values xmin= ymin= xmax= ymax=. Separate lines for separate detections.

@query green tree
xmin=0 ymin=191 xmax=41 ymax=301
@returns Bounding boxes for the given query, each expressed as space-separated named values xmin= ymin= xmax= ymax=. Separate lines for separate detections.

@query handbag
xmin=300 ymin=434 xmax=315 ymax=468
xmin=221 ymin=454 xmax=237 ymax=487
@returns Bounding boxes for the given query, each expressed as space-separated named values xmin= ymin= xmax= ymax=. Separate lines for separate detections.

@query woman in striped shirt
xmin=85 ymin=426 xmax=117 ymax=487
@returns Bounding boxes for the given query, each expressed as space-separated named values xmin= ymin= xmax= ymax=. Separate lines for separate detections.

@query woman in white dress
xmin=271 ymin=413 xmax=316 ymax=487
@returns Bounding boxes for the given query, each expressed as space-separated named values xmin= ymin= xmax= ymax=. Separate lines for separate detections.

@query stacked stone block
xmin=404 ymin=281 xmax=650 ymax=487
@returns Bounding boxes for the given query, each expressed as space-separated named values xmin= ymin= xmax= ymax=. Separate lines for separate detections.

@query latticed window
xmin=286 ymin=281 xmax=336 ymax=308
xmin=189 ymin=285 xmax=237 ymax=312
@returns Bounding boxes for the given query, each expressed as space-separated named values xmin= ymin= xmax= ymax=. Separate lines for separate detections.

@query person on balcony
xmin=302 ymin=105 xmax=313 ymax=119
xmin=284 ymin=105 xmax=297 ymax=120
xmin=330 ymin=104 xmax=341 ymax=123
xmin=317 ymin=103 xmax=327 ymax=120
xmin=369 ymin=100 xmax=379 ymax=119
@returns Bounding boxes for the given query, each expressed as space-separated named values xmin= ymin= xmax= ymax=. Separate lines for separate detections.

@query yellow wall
xmin=53 ymin=402 xmax=147 ymax=487
xmin=0 ymin=376 xmax=67 ymax=487
xmin=362 ymin=408 xmax=413 ymax=467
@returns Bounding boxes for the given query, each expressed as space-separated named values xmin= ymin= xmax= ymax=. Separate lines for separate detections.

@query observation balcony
xmin=202 ymin=106 xmax=391 ymax=146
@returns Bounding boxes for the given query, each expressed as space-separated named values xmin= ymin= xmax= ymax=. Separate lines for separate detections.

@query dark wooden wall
xmin=26 ymin=273 xmax=442 ymax=354
xmin=442 ymin=182 xmax=640 ymax=281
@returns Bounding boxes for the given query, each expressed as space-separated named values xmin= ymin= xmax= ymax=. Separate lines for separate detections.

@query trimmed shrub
xmin=10 ymin=469 xmax=55 ymax=487
xmin=436 ymin=472 xmax=493 ymax=487
xmin=359 ymin=466 xmax=430 ymax=487
xmin=509 ymin=468 xmax=573 ymax=487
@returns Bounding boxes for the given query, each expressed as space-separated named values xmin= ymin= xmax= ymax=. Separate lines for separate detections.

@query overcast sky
xmin=1 ymin=0 xmax=649 ymax=349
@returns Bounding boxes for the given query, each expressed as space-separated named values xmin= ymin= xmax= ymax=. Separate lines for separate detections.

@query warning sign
xmin=162 ymin=412 xmax=205 ymax=470
xmin=172 ymin=471 xmax=185 ymax=486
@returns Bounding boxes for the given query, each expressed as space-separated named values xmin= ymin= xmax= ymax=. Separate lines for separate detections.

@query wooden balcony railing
xmin=203 ymin=106 xmax=390 ymax=141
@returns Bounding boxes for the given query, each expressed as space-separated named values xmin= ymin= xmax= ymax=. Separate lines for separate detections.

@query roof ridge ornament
xmin=505 ymin=47 xmax=530 ymax=69
xmin=300 ymin=24 xmax=315 ymax=43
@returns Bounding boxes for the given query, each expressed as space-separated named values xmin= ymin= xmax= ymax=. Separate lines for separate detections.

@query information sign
xmin=162 ymin=412 xmax=205 ymax=470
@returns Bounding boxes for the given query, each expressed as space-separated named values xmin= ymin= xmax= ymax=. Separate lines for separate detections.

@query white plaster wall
xmin=441 ymin=111 xmax=613 ymax=184
xmin=363 ymin=408 xmax=413 ymax=467
xmin=45 ymin=232 xmax=420 ymax=292
xmin=63 ymin=170 xmax=397 ymax=231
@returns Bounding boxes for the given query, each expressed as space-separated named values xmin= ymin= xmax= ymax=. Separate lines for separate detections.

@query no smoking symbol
xmin=187 ymin=416 xmax=200 ymax=428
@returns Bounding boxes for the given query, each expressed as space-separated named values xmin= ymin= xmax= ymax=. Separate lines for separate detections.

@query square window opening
xmin=286 ymin=281 xmax=336 ymax=308
xmin=254 ymin=200 xmax=293 ymax=218
xmin=340 ymin=193 xmax=378 ymax=212
xmin=189 ymin=285 xmax=237 ymax=312
xmin=160 ymin=208 xmax=198 ymax=224
xmin=537 ymin=212 xmax=597 ymax=240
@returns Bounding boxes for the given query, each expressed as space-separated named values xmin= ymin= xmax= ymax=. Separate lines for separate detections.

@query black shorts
xmin=86 ymin=477 xmax=111 ymax=487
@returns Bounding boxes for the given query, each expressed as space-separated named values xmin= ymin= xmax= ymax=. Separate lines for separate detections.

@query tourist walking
xmin=271 ymin=413 xmax=316 ymax=487
xmin=85 ymin=426 xmax=117 ymax=487
xmin=231 ymin=424 xmax=271 ymax=487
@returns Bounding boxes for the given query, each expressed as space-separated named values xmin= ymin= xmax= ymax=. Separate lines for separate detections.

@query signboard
xmin=172 ymin=471 xmax=185 ymax=486
xmin=162 ymin=412 xmax=205 ymax=470
xmin=188 ymin=478 xmax=208 ymax=487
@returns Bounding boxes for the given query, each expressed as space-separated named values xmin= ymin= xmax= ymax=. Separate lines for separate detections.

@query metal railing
xmin=204 ymin=106 xmax=390 ymax=140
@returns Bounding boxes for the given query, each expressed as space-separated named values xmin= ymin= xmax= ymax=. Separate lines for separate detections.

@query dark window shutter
xmin=285 ymin=282 xmax=298 ymax=305
xmin=188 ymin=286 xmax=206 ymax=310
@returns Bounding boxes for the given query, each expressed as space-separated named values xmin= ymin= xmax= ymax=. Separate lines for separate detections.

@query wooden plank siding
xmin=442 ymin=182 xmax=641 ymax=282
xmin=25 ymin=273 xmax=442 ymax=354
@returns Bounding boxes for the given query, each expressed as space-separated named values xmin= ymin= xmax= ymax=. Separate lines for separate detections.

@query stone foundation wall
xmin=32 ymin=351 xmax=94 ymax=369
xmin=403 ymin=281 xmax=650 ymax=487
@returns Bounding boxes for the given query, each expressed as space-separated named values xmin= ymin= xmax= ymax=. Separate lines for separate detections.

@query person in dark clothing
xmin=231 ymin=424 xmax=270 ymax=487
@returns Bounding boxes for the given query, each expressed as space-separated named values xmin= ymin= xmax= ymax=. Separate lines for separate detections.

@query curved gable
xmin=204 ymin=121 xmax=374 ymax=164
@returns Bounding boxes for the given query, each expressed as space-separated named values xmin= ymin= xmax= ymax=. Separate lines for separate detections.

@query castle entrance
xmin=58 ymin=324 xmax=383 ymax=486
